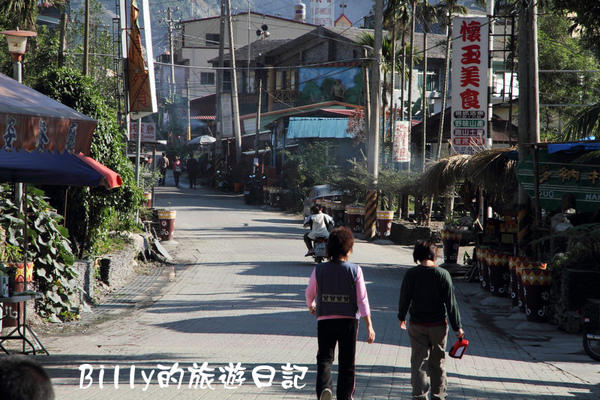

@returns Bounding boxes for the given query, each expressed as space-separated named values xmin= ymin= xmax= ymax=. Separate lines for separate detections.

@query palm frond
xmin=420 ymin=154 xmax=470 ymax=196
xmin=561 ymin=103 xmax=600 ymax=141
xmin=464 ymin=148 xmax=518 ymax=197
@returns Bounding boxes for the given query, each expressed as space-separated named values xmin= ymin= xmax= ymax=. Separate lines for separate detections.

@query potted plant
xmin=440 ymin=213 xmax=463 ymax=266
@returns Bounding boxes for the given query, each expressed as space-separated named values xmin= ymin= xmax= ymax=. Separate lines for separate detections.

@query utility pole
xmin=58 ymin=12 xmax=68 ymax=68
xmin=226 ymin=0 xmax=242 ymax=165
xmin=83 ymin=0 xmax=90 ymax=75
xmin=517 ymin=1 xmax=540 ymax=255
xmin=421 ymin=7 xmax=428 ymax=172
xmin=160 ymin=7 xmax=179 ymax=95
xmin=364 ymin=0 xmax=383 ymax=240
xmin=215 ymin=1 xmax=226 ymax=174
xmin=407 ymin=0 xmax=416 ymax=173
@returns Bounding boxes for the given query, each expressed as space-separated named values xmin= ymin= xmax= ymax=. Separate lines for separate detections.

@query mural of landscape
xmin=298 ymin=67 xmax=364 ymax=106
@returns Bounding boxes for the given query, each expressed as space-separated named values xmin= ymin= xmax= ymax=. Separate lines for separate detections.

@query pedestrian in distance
xmin=398 ymin=239 xmax=464 ymax=400
xmin=172 ymin=155 xmax=182 ymax=187
xmin=157 ymin=152 xmax=169 ymax=186
xmin=0 ymin=354 xmax=55 ymax=400
xmin=186 ymin=154 xmax=199 ymax=189
xmin=305 ymin=226 xmax=376 ymax=400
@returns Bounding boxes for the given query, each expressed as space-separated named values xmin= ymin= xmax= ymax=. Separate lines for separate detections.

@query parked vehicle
xmin=243 ymin=175 xmax=263 ymax=204
xmin=302 ymin=185 xmax=342 ymax=217
xmin=215 ymin=170 xmax=232 ymax=191
xmin=582 ymin=299 xmax=600 ymax=361
xmin=312 ymin=236 xmax=328 ymax=264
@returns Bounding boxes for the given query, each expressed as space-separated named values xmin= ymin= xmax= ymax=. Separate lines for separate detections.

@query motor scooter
xmin=243 ymin=174 xmax=263 ymax=204
xmin=582 ymin=299 xmax=600 ymax=361
xmin=312 ymin=236 xmax=328 ymax=264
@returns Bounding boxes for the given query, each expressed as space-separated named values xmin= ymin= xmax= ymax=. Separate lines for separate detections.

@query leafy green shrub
xmin=32 ymin=67 xmax=144 ymax=257
xmin=0 ymin=186 xmax=78 ymax=321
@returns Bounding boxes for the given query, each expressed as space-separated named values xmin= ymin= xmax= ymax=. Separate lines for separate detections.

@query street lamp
xmin=1 ymin=28 xmax=37 ymax=83
xmin=1 ymin=29 xmax=37 ymax=215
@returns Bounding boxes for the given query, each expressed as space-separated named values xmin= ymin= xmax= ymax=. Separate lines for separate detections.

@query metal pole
xmin=135 ymin=119 xmax=142 ymax=185
xmin=255 ymin=79 xmax=262 ymax=160
xmin=14 ymin=60 xmax=23 ymax=212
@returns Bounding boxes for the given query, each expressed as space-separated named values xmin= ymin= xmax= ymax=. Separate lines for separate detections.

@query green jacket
xmin=398 ymin=265 xmax=462 ymax=332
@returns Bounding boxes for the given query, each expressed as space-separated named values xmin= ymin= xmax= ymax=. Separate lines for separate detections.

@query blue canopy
xmin=547 ymin=140 xmax=600 ymax=154
xmin=0 ymin=149 xmax=122 ymax=189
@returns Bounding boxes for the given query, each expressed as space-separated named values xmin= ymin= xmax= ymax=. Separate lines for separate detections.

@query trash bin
xmin=263 ymin=186 xmax=271 ymax=205
xmin=522 ymin=265 xmax=551 ymax=323
xmin=487 ymin=252 xmax=510 ymax=297
xmin=478 ymin=247 xmax=490 ymax=292
xmin=158 ymin=209 xmax=177 ymax=241
xmin=324 ymin=200 xmax=333 ymax=216
xmin=2 ymin=262 xmax=33 ymax=327
xmin=268 ymin=187 xmax=281 ymax=207
xmin=331 ymin=202 xmax=345 ymax=226
xmin=143 ymin=192 xmax=152 ymax=207
xmin=346 ymin=206 xmax=361 ymax=232
xmin=509 ymin=256 xmax=534 ymax=307
xmin=376 ymin=210 xmax=394 ymax=237
xmin=441 ymin=230 xmax=462 ymax=265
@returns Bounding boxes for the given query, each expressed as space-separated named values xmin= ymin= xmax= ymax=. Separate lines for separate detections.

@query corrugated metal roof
xmin=286 ymin=117 xmax=351 ymax=139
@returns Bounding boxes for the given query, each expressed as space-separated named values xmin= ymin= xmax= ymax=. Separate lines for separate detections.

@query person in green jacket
xmin=398 ymin=239 xmax=465 ymax=400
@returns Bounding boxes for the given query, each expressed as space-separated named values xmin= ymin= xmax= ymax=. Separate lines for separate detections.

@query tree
xmin=32 ymin=67 xmax=142 ymax=256
xmin=0 ymin=0 xmax=42 ymax=31
xmin=537 ymin=11 xmax=600 ymax=140
xmin=550 ymin=0 xmax=600 ymax=52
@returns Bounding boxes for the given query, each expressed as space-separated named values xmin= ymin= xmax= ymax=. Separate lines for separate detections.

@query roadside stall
xmin=0 ymin=72 xmax=122 ymax=354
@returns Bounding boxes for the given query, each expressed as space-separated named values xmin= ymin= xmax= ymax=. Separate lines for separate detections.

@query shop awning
xmin=0 ymin=72 xmax=97 ymax=155
xmin=0 ymin=149 xmax=122 ymax=189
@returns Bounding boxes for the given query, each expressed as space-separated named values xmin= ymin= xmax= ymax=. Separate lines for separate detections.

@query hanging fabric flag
xmin=127 ymin=0 xmax=153 ymax=113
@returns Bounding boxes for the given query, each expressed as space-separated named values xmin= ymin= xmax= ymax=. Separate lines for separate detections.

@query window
xmin=205 ymin=33 xmax=220 ymax=47
xmin=417 ymin=71 xmax=439 ymax=92
xmin=276 ymin=68 xmax=296 ymax=90
xmin=242 ymin=70 xmax=255 ymax=93
xmin=200 ymin=72 xmax=215 ymax=85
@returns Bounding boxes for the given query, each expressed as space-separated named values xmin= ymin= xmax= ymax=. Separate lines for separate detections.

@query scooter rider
xmin=304 ymin=205 xmax=334 ymax=257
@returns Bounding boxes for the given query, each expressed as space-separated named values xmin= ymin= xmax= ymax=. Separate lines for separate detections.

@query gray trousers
xmin=408 ymin=323 xmax=449 ymax=400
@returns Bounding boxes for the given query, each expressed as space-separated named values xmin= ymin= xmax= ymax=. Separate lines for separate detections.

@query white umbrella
xmin=187 ymin=135 xmax=216 ymax=145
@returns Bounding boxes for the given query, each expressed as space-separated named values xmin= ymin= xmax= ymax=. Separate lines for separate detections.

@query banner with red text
xmin=451 ymin=17 xmax=489 ymax=155
xmin=393 ymin=121 xmax=411 ymax=163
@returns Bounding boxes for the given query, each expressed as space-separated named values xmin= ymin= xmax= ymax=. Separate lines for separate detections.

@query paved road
xmin=35 ymin=183 xmax=600 ymax=399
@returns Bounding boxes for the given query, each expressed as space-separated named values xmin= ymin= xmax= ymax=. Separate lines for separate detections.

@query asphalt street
xmin=32 ymin=179 xmax=600 ymax=399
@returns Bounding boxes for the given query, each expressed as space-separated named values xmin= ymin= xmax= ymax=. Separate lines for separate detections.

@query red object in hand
xmin=449 ymin=337 xmax=469 ymax=359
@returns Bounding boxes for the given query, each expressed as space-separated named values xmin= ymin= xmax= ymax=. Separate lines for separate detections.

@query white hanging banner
xmin=393 ymin=120 xmax=411 ymax=163
xmin=451 ymin=17 xmax=489 ymax=155
xmin=309 ymin=0 xmax=334 ymax=27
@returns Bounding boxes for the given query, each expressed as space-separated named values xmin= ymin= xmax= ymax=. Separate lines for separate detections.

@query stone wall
xmin=71 ymin=234 xmax=146 ymax=308
xmin=389 ymin=222 xmax=431 ymax=245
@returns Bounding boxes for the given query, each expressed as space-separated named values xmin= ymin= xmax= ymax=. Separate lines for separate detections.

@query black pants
xmin=317 ymin=318 xmax=358 ymax=400
xmin=188 ymin=173 xmax=197 ymax=188
xmin=304 ymin=232 xmax=313 ymax=250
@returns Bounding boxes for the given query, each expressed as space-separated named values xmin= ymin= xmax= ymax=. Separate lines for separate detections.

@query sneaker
xmin=320 ymin=388 xmax=333 ymax=400
xmin=305 ymin=250 xmax=315 ymax=257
